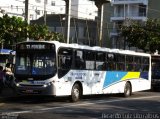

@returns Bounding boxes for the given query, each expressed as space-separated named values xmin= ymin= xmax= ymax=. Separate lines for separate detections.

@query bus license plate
xmin=25 ymin=89 xmax=33 ymax=93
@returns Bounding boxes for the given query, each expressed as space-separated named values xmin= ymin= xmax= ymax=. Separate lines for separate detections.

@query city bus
xmin=151 ymin=54 xmax=160 ymax=91
xmin=14 ymin=41 xmax=151 ymax=102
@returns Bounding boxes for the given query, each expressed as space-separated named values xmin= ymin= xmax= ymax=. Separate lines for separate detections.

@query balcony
xmin=110 ymin=29 xmax=120 ymax=37
xmin=111 ymin=12 xmax=147 ymax=21
xmin=111 ymin=0 xmax=148 ymax=5
xmin=111 ymin=16 xmax=147 ymax=21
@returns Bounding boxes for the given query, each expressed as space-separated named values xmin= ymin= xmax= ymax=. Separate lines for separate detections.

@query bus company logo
xmin=70 ymin=72 xmax=86 ymax=77
xmin=70 ymin=72 xmax=86 ymax=79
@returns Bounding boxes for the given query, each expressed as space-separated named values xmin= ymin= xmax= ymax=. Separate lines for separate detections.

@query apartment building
xmin=106 ymin=0 xmax=160 ymax=50
xmin=0 ymin=0 xmax=97 ymax=20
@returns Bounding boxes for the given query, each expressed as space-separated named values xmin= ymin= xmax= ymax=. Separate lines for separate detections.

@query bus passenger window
xmin=126 ymin=55 xmax=134 ymax=71
xmin=85 ymin=51 xmax=95 ymax=70
xmin=116 ymin=54 xmax=125 ymax=71
xmin=58 ymin=48 xmax=73 ymax=78
xmin=134 ymin=57 xmax=141 ymax=71
xmin=142 ymin=57 xmax=149 ymax=71
xmin=58 ymin=48 xmax=73 ymax=69
xmin=107 ymin=53 xmax=115 ymax=70
xmin=75 ymin=56 xmax=84 ymax=69
xmin=60 ymin=56 xmax=72 ymax=69
xmin=75 ymin=50 xmax=85 ymax=69
xmin=96 ymin=52 xmax=105 ymax=71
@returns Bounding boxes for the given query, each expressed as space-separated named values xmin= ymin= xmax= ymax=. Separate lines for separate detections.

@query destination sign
xmin=17 ymin=43 xmax=55 ymax=50
xmin=25 ymin=44 xmax=45 ymax=49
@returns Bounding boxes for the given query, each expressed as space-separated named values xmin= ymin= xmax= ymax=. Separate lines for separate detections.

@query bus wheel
xmin=70 ymin=83 xmax=81 ymax=102
xmin=124 ymin=82 xmax=132 ymax=97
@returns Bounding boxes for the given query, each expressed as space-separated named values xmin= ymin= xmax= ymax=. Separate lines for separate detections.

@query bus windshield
xmin=15 ymin=52 xmax=56 ymax=77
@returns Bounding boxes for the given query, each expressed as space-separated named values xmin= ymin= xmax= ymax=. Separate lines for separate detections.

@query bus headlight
xmin=43 ymin=84 xmax=47 ymax=88
xmin=16 ymin=83 xmax=20 ymax=87
xmin=43 ymin=82 xmax=52 ymax=87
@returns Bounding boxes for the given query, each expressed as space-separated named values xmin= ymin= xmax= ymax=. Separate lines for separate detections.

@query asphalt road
xmin=0 ymin=91 xmax=160 ymax=119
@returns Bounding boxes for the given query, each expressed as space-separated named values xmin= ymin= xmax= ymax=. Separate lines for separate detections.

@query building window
xmin=11 ymin=5 xmax=13 ymax=10
xmin=60 ymin=8 xmax=63 ymax=11
xmin=36 ymin=10 xmax=40 ymax=15
xmin=51 ymin=1 xmax=55 ymax=6
xmin=44 ymin=0 xmax=48 ymax=4
xmin=139 ymin=5 xmax=146 ymax=16
xmin=30 ymin=14 xmax=34 ymax=20
xmin=35 ymin=0 xmax=41 ymax=3
xmin=16 ymin=6 xmax=18 ymax=11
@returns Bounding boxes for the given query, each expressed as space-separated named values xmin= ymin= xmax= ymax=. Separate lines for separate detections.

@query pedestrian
xmin=4 ymin=63 xmax=13 ymax=75
xmin=3 ymin=63 xmax=14 ymax=88
xmin=0 ymin=65 xmax=5 ymax=94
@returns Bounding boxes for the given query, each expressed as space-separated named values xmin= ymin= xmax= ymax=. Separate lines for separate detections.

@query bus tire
xmin=70 ymin=83 xmax=81 ymax=102
xmin=124 ymin=82 xmax=132 ymax=97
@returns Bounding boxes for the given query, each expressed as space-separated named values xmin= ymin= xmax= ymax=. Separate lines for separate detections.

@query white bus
xmin=14 ymin=41 xmax=151 ymax=102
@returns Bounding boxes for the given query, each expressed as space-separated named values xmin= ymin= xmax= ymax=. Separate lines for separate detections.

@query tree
xmin=0 ymin=14 xmax=65 ymax=49
xmin=121 ymin=19 xmax=160 ymax=53
xmin=0 ymin=14 xmax=28 ymax=49
xmin=28 ymin=24 xmax=48 ymax=40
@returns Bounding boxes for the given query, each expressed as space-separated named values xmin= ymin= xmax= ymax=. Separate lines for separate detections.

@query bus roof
xmin=0 ymin=49 xmax=15 ymax=55
xmin=17 ymin=40 xmax=150 ymax=57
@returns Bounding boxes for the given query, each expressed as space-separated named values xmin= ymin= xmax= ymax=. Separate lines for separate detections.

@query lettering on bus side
xmin=70 ymin=72 xmax=86 ymax=79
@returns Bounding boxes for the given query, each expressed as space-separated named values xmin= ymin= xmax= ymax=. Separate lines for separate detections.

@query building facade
xmin=106 ymin=0 xmax=160 ymax=50
xmin=31 ymin=14 xmax=98 ymax=45
xmin=0 ymin=0 xmax=97 ymax=20
xmin=109 ymin=0 xmax=148 ymax=50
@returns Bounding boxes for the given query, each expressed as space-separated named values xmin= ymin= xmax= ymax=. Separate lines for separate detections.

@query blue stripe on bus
xmin=103 ymin=71 xmax=149 ymax=88
xmin=103 ymin=71 xmax=127 ymax=88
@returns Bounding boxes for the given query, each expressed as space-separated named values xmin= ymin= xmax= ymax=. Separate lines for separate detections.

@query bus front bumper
xmin=15 ymin=83 xmax=56 ymax=96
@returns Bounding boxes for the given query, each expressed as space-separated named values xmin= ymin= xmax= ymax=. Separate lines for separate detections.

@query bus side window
xmin=96 ymin=52 xmax=105 ymax=71
xmin=85 ymin=50 xmax=95 ymax=70
xmin=107 ymin=53 xmax=115 ymax=70
xmin=142 ymin=57 xmax=149 ymax=71
xmin=58 ymin=48 xmax=73 ymax=78
xmin=75 ymin=50 xmax=85 ymax=69
xmin=117 ymin=54 xmax=125 ymax=71
xmin=126 ymin=55 xmax=134 ymax=71
xmin=134 ymin=56 xmax=141 ymax=71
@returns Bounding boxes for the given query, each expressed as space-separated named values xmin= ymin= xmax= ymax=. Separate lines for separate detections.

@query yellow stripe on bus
xmin=121 ymin=72 xmax=140 ymax=80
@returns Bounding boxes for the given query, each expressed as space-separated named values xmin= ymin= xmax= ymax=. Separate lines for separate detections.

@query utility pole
xmin=25 ymin=0 xmax=30 ymax=41
xmin=89 ymin=0 xmax=110 ymax=46
xmin=44 ymin=0 xmax=47 ymax=25
xmin=25 ymin=0 xmax=30 ymax=24
xmin=64 ymin=0 xmax=71 ymax=44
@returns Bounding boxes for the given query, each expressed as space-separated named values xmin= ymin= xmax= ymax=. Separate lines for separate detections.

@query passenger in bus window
xmin=61 ymin=56 xmax=72 ymax=69
xmin=102 ymin=62 xmax=106 ymax=70
xmin=75 ymin=56 xmax=84 ymax=69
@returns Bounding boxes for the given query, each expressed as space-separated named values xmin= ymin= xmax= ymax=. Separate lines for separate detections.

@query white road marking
xmin=0 ymin=95 xmax=159 ymax=115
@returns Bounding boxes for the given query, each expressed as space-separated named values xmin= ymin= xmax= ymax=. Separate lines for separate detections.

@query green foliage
xmin=121 ymin=19 xmax=160 ymax=53
xmin=0 ymin=14 xmax=28 ymax=49
xmin=0 ymin=14 xmax=65 ymax=49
